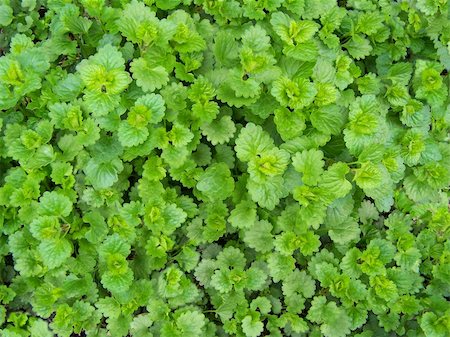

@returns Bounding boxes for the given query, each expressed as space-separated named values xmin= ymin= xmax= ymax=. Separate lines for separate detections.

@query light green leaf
xmin=196 ymin=163 xmax=234 ymax=201
xmin=38 ymin=191 xmax=73 ymax=217
xmin=354 ymin=162 xmax=383 ymax=190
xmin=0 ymin=5 xmax=13 ymax=26
xmin=131 ymin=58 xmax=169 ymax=92
xmin=292 ymin=149 xmax=324 ymax=185
xmin=235 ymin=123 xmax=274 ymax=162
xmin=243 ymin=219 xmax=273 ymax=253
xmin=228 ymin=200 xmax=257 ymax=229
xmin=39 ymin=238 xmax=72 ymax=269
xmin=84 ymin=157 xmax=124 ymax=190
xmin=242 ymin=315 xmax=264 ymax=337
xmin=319 ymin=163 xmax=352 ymax=199
xmin=247 ymin=175 xmax=288 ymax=210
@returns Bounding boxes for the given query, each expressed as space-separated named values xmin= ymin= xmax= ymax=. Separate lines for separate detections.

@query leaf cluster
xmin=0 ymin=0 xmax=449 ymax=336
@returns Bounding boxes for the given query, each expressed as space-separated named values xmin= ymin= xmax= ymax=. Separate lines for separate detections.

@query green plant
xmin=0 ymin=0 xmax=449 ymax=336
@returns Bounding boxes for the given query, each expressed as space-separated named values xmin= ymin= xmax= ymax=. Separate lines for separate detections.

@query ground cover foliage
xmin=0 ymin=0 xmax=450 ymax=336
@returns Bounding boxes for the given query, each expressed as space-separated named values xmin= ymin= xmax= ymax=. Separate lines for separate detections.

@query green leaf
xmin=84 ymin=157 xmax=124 ymax=190
xmin=420 ymin=312 xmax=450 ymax=337
xmin=310 ymin=105 xmax=347 ymax=136
xmin=38 ymin=191 xmax=72 ymax=217
xmin=354 ymin=162 xmax=383 ymax=190
xmin=175 ymin=311 xmax=206 ymax=337
xmin=39 ymin=238 xmax=72 ymax=269
xmin=169 ymin=124 xmax=194 ymax=147
xmin=99 ymin=235 xmax=133 ymax=293
xmin=84 ymin=211 xmax=108 ymax=244
xmin=77 ymin=45 xmax=131 ymax=91
xmin=271 ymin=77 xmax=317 ymax=109
xmin=307 ymin=296 xmax=352 ymax=337
xmin=243 ymin=219 xmax=273 ymax=253
xmin=274 ymin=107 xmax=306 ymax=140
xmin=292 ymin=149 xmax=324 ymax=185
xmin=0 ymin=5 xmax=13 ymax=26
xmin=267 ymin=252 xmax=296 ymax=282
xmin=369 ymin=275 xmax=398 ymax=301
xmin=201 ymin=115 xmax=236 ymax=145
xmin=117 ymin=0 xmax=168 ymax=46
xmin=247 ymin=175 xmax=288 ymax=210
xmin=235 ymin=123 xmax=274 ymax=162
xmin=130 ymin=314 xmax=153 ymax=337
xmin=228 ymin=200 xmax=257 ymax=229
xmin=283 ymin=269 xmax=316 ymax=299
xmin=242 ymin=314 xmax=264 ymax=337
xmin=344 ymin=34 xmax=372 ymax=60
xmin=298 ymin=230 xmax=321 ymax=256
xmin=214 ymin=31 xmax=239 ymax=67
xmin=28 ymin=319 xmax=53 ymax=337
xmin=328 ymin=218 xmax=361 ymax=245
xmin=248 ymin=148 xmax=290 ymax=179
xmin=319 ymin=163 xmax=352 ymax=199
xmin=131 ymin=58 xmax=170 ymax=93
xmin=196 ymin=163 xmax=235 ymax=201
xmin=118 ymin=122 xmax=149 ymax=147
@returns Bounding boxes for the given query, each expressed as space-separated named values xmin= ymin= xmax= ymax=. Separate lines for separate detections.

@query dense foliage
xmin=0 ymin=0 xmax=450 ymax=336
